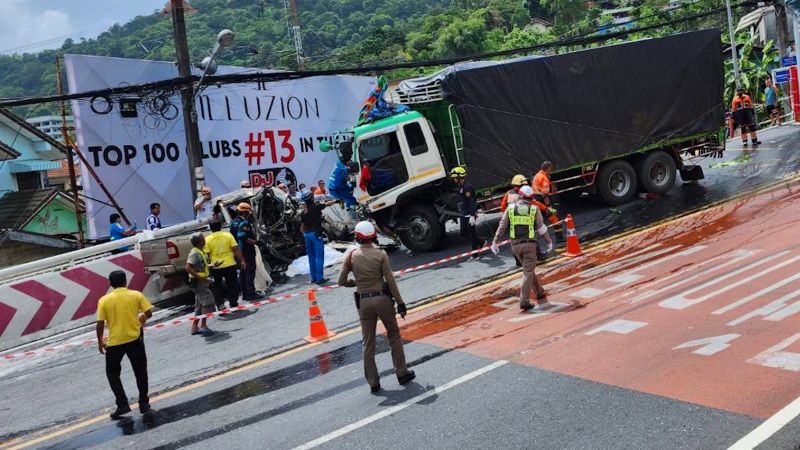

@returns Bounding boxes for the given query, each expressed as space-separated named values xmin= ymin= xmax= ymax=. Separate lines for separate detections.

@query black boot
xmin=110 ymin=405 xmax=131 ymax=420
xmin=398 ymin=370 xmax=416 ymax=385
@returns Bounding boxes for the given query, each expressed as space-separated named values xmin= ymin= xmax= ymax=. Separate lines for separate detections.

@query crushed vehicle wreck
xmin=141 ymin=186 xmax=356 ymax=281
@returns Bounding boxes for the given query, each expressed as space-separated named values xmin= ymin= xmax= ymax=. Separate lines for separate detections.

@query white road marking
xmin=508 ymin=302 xmax=569 ymax=322
xmin=567 ymin=245 xmax=703 ymax=300
xmin=727 ymin=392 xmax=800 ymax=449
xmin=659 ymin=251 xmax=795 ymax=310
xmin=622 ymin=249 xmax=755 ymax=302
xmin=585 ymin=319 xmax=647 ymax=336
xmin=748 ymin=332 xmax=800 ymax=372
xmin=291 ymin=360 xmax=509 ymax=450
xmin=715 ymin=271 xmax=800 ymax=316
xmin=673 ymin=334 xmax=740 ymax=356
xmin=727 ymin=289 xmax=800 ymax=326
xmin=571 ymin=287 xmax=605 ymax=299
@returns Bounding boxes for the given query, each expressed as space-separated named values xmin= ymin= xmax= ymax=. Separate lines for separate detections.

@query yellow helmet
xmin=449 ymin=166 xmax=467 ymax=178
xmin=511 ymin=174 xmax=527 ymax=186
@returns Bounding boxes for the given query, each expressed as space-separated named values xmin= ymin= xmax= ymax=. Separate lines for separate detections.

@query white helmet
xmin=519 ymin=185 xmax=535 ymax=198
xmin=354 ymin=221 xmax=377 ymax=240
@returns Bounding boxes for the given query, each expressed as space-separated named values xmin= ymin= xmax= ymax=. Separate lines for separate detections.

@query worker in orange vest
xmin=500 ymin=174 xmax=528 ymax=213
xmin=532 ymin=161 xmax=563 ymax=241
xmin=731 ymin=88 xmax=761 ymax=146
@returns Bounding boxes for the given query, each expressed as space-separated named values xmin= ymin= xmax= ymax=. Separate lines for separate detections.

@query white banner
xmin=65 ymin=54 xmax=374 ymax=237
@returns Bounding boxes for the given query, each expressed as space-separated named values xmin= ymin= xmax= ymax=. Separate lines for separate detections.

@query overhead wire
xmin=0 ymin=0 xmax=758 ymax=110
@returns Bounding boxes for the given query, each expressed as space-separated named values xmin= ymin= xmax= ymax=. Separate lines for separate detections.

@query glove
xmin=468 ymin=216 xmax=476 ymax=227
xmin=491 ymin=241 xmax=500 ymax=255
xmin=546 ymin=241 xmax=554 ymax=253
xmin=396 ymin=302 xmax=407 ymax=319
xmin=548 ymin=207 xmax=558 ymax=215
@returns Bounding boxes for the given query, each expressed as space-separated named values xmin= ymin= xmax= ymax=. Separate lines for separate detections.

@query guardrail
xmin=0 ymin=219 xmax=209 ymax=284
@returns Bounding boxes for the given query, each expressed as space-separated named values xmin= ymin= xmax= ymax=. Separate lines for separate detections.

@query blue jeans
xmin=303 ymin=231 xmax=325 ymax=282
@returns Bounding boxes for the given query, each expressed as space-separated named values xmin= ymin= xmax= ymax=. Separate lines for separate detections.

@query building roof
xmin=46 ymin=159 xmax=79 ymax=179
xmin=0 ymin=229 xmax=77 ymax=249
xmin=0 ymin=109 xmax=67 ymax=154
xmin=0 ymin=188 xmax=78 ymax=230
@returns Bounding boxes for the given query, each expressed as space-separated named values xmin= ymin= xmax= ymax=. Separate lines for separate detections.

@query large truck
xmin=343 ymin=30 xmax=726 ymax=252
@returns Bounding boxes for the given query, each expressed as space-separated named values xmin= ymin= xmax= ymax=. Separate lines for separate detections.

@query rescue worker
xmin=96 ymin=270 xmax=152 ymax=419
xmin=499 ymin=174 xmax=528 ymax=213
xmin=491 ymin=185 xmax=553 ymax=311
xmin=732 ymin=88 xmax=761 ymax=146
xmin=185 ymin=234 xmax=215 ymax=335
xmin=205 ymin=221 xmax=244 ymax=308
xmin=532 ymin=161 xmax=564 ymax=241
xmin=451 ymin=166 xmax=484 ymax=256
xmin=338 ymin=221 xmax=416 ymax=393
xmin=231 ymin=203 xmax=260 ymax=300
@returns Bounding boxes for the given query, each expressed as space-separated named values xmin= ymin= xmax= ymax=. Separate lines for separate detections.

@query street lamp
xmin=196 ymin=29 xmax=235 ymax=90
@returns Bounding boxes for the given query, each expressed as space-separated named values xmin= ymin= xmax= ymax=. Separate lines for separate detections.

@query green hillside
xmin=0 ymin=0 xmax=727 ymax=116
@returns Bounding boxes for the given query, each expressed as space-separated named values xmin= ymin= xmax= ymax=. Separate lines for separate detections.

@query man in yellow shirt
xmin=204 ymin=221 xmax=245 ymax=308
xmin=96 ymin=270 xmax=153 ymax=419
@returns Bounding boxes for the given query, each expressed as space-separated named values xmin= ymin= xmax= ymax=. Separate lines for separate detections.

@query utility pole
xmin=55 ymin=56 xmax=85 ymax=248
xmin=170 ymin=0 xmax=205 ymax=204
xmin=288 ymin=0 xmax=304 ymax=69
xmin=725 ymin=0 xmax=742 ymax=89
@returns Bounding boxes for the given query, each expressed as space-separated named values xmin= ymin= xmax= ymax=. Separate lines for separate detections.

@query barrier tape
xmin=1 ymin=238 xmax=513 ymax=362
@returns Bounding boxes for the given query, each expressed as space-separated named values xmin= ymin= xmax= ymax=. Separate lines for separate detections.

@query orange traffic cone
xmin=563 ymin=214 xmax=583 ymax=257
xmin=304 ymin=290 xmax=336 ymax=342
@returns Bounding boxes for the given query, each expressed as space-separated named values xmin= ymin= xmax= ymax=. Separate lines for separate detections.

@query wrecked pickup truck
xmin=141 ymin=186 xmax=355 ymax=281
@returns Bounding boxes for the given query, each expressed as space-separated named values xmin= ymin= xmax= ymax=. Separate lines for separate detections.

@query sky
xmin=0 ymin=0 xmax=167 ymax=55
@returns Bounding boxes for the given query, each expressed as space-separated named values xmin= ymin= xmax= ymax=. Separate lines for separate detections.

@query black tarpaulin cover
xmin=441 ymin=30 xmax=724 ymax=189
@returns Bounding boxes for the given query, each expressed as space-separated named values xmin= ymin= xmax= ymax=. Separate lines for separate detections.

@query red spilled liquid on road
xmin=400 ymin=179 xmax=800 ymax=418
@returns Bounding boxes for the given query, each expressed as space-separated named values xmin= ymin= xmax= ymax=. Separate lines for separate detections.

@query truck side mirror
xmin=347 ymin=161 xmax=359 ymax=175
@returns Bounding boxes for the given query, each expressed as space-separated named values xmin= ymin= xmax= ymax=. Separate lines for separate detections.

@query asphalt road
xmin=6 ymin=170 xmax=800 ymax=450
xmin=1 ymin=125 xmax=800 ymax=448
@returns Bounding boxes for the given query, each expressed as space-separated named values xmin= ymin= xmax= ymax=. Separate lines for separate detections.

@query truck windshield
xmin=358 ymin=131 xmax=409 ymax=196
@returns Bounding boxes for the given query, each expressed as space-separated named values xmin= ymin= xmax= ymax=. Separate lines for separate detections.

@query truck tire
xmin=597 ymin=160 xmax=637 ymax=205
xmin=638 ymin=150 xmax=676 ymax=194
xmin=398 ymin=204 xmax=444 ymax=252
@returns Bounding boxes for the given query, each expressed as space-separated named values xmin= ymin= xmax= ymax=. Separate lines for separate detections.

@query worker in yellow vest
xmin=491 ymin=185 xmax=553 ymax=311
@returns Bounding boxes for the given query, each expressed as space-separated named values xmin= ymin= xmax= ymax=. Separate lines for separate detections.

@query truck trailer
xmin=343 ymin=30 xmax=726 ymax=252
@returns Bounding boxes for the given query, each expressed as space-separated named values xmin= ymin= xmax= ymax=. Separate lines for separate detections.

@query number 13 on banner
xmin=244 ymin=129 xmax=296 ymax=167
xmin=266 ymin=129 xmax=295 ymax=164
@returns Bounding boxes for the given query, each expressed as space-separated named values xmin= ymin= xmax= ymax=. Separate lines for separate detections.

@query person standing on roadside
xmin=532 ymin=161 xmax=564 ymax=242
xmin=491 ymin=185 xmax=553 ymax=311
xmin=109 ymin=213 xmax=136 ymax=253
xmin=732 ymin=88 xmax=761 ymax=146
xmin=338 ymin=221 xmax=415 ymax=394
xmin=231 ymin=202 xmax=261 ymax=300
xmin=96 ymin=270 xmax=153 ymax=419
xmin=765 ymin=77 xmax=781 ymax=127
xmin=500 ymin=174 xmax=528 ymax=213
xmin=146 ymin=203 xmax=162 ymax=231
xmin=186 ymin=234 xmax=215 ymax=336
xmin=300 ymin=191 xmax=335 ymax=285
xmin=205 ymin=221 xmax=245 ymax=308
xmin=194 ymin=186 xmax=214 ymax=222
xmin=450 ymin=166 xmax=483 ymax=257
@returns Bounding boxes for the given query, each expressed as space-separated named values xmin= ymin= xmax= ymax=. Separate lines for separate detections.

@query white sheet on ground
xmin=285 ymin=245 xmax=349 ymax=277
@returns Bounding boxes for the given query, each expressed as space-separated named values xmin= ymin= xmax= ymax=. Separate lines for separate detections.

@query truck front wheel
xmin=597 ymin=160 xmax=637 ymax=205
xmin=397 ymin=204 xmax=444 ymax=252
xmin=638 ymin=150 xmax=676 ymax=194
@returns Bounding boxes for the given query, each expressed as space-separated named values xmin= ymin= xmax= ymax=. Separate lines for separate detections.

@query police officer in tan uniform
xmin=491 ymin=185 xmax=553 ymax=311
xmin=338 ymin=221 xmax=416 ymax=393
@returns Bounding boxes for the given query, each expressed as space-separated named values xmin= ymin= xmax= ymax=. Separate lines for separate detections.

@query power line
xmin=0 ymin=0 xmax=757 ymax=110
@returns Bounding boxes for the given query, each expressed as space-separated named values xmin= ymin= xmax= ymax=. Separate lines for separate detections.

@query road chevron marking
xmin=290 ymin=360 xmax=509 ymax=450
